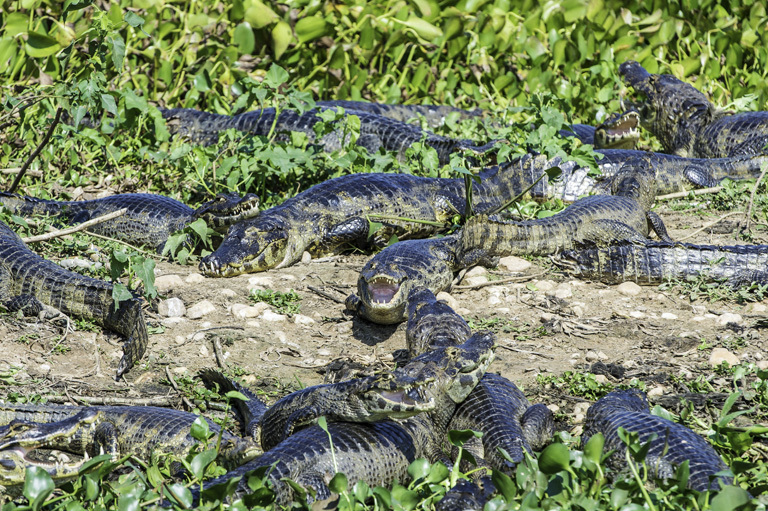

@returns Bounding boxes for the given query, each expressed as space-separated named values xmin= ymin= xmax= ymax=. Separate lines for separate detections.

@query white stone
xmin=616 ymin=282 xmax=642 ymax=296
xmin=158 ymin=297 xmax=186 ymax=318
xmin=435 ymin=292 xmax=460 ymax=310
xmin=59 ymin=258 xmax=97 ymax=270
xmin=597 ymin=351 xmax=608 ymax=360
xmin=245 ymin=320 xmax=261 ymax=328
xmin=262 ymin=310 xmax=286 ymax=322
xmin=317 ymin=349 xmax=331 ymax=357
xmin=498 ymin=256 xmax=531 ymax=272
xmin=717 ymin=313 xmax=743 ymax=326
xmin=572 ymin=305 xmax=584 ymax=317
xmin=573 ymin=402 xmax=590 ymax=416
xmin=154 ymin=275 xmax=184 ymax=293
xmin=172 ymin=367 xmax=188 ymax=374
xmin=187 ymin=300 xmax=216 ymax=319
xmin=488 ymin=295 xmax=502 ymax=306
xmin=465 ymin=275 xmax=487 ymax=286
xmin=757 ymin=361 xmax=768 ymax=370
xmin=231 ymin=304 xmax=262 ymax=318
xmin=593 ymin=375 xmax=608 ymax=384
xmin=301 ymin=251 xmax=312 ymax=264
xmin=185 ymin=273 xmax=206 ymax=284
xmin=39 ymin=363 xmax=51 ymax=372
xmin=585 ymin=350 xmax=599 ymax=362
xmin=534 ymin=280 xmax=556 ymax=292
xmin=465 ymin=266 xmax=487 ymax=278
xmin=747 ymin=303 xmax=767 ymax=313
xmin=554 ymin=284 xmax=572 ymax=299
xmin=629 ymin=310 xmax=646 ymax=319
xmin=161 ymin=317 xmax=186 ymax=328
xmin=294 ymin=314 xmax=315 ymax=325
xmin=691 ymin=316 xmax=707 ymax=322
xmin=709 ymin=348 xmax=740 ymax=367
xmin=547 ymin=404 xmax=560 ymax=413
xmin=248 ymin=276 xmax=274 ymax=288
xmin=661 ymin=312 xmax=678 ymax=320
xmin=647 ymin=386 xmax=666 ymax=397
xmin=219 ymin=288 xmax=237 ymax=298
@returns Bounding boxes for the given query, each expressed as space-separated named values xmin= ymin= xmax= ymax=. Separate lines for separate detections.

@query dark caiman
xmin=620 ymin=60 xmax=768 ymax=158
xmin=345 ymin=235 xmax=481 ymax=325
xmin=583 ymin=389 xmax=733 ymax=491
xmin=198 ymin=167 xmax=524 ymax=277
xmin=0 ymin=220 xmax=147 ymax=378
xmin=161 ymin=107 xmax=496 ymax=165
xmin=185 ymin=333 xmax=496 ymax=506
xmin=458 ymin=155 xmax=672 ymax=266
xmin=0 ymin=192 xmax=259 ymax=253
xmin=561 ymin=110 xmax=641 ymax=150
xmin=555 ymin=240 xmax=768 ymax=287
xmin=314 ymin=100 xmax=481 ymax=127
xmin=512 ymin=149 xmax=768 ymax=203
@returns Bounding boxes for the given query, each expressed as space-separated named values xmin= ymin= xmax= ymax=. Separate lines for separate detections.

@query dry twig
xmin=22 ymin=208 xmax=128 ymax=244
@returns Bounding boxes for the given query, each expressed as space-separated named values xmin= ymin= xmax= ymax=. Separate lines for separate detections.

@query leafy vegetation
xmin=249 ymin=288 xmax=302 ymax=316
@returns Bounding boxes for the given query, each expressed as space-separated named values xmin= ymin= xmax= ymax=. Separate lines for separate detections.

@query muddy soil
xmin=1 ymin=203 xmax=767 ymax=428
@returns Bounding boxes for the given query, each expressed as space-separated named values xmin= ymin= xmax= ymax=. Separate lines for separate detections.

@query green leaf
xmin=108 ymin=35 xmax=125 ymax=71
xmin=25 ymin=32 xmax=61 ymax=58
xmin=123 ymin=12 xmax=145 ymax=28
xmin=583 ymin=432 xmax=604 ymax=464
xmin=131 ymin=256 xmax=156 ymax=299
xmin=225 ymin=390 xmax=249 ymax=402
xmin=407 ymin=458 xmax=431 ymax=480
xmin=190 ymin=449 xmax=218 ymax=480
xmin=264 ymin=64 xmax=289 ymax=90
xmin=447 ymin=429 xmax=482 ymax=447
xmin=111 ymin=283 xmax=134 ymax=310
xmin=101 ymin=93 xmax=117 ymax=116
xmin=329 ymin=472 xmax=348 ymax=493
xmin=491 ymin=470 xmax=516 ymax=502
xmin=190 ymin=416 xmax=212 ymax=441
xmin=271 ymin=22 xmax=293 ymax=59
xmin=165 ymin=483 xmax=193 ymax=508
xmin=295 ymin=16 xmax=327 ymax=43
xmin=538 ymin=442 xmax=570 ymax=474
xmin=23 ymin=466 xmax=54 ymax=508
xmin=709 ymin=485 xmax=753 ymax=511
xmin=390 ymin=483 xmax=418 ymax=510
xmin=234 ymin=22 xmax=256 ymax=55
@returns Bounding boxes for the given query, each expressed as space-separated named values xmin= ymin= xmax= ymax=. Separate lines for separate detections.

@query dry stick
xmin=496 ymin=342 xmax=554 ymax=359
xmin=453 ymin=272 xmax=546 ymax=290
xmin=2 ymin=168 xmax=43 ymax=178
xmin=307 ymin=285 xmax=346 ymax=304
xmin=43 ymin=393 xmax=229 ymax=410
xmin=656 ymin=186 xmax=723 ymax=201
xmin=8 ymin=107 xmax=63 ymax=193
xmin=676 ymin=211 xmax=746 ymax=242
xmin=21 ymin=208 xmax=128 ymax=244
xmin=165 ymin=366 xmax=195 ymax=410
xmin=212 ymin=338 xmax=226 ymax=368
xmin=744 ymin=165 xmax=768 ymax=232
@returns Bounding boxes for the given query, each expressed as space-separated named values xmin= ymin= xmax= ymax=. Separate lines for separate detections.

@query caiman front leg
xmin=575 ymin=219 xmax=651 ymax=246
xmin=647 ymin=211 xmax=673 ymax=242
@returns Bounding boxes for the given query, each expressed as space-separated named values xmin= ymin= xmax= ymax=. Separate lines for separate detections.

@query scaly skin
xmin=257 ymin=370 xmax=436 ymax=451
xmin=555 ymin=240 xmax=768 ymax=286
xmin=161 ymin=107 xmax=496 ymax=165
xmin=198 ymin=167 xmax=525 ymax=277
xmin=0 ymin=221 xmax=147 ymax=378
xmin=447 ymin=373 xmax=554 ymax=473
xmin=0 ymin=403 xmax=259 ymax=482
xmin=620 ymin=60 xmax=768 ymax=157
xmin=185 ymin=333 xmax=496 ymax=506
xmin=404 ymin=286 xmax=473 ymax=356
xmin=510 ymin=149 xmax=768 ymax=203
xmin=0 ymin=192 xmax=259 ymax=253
xmin=458 ymin=155 xmax=671 ymax=265
xmin=583 ymin=389 xmax=732 ymax=491
xmin=345 ymin=235 xmax=471 ymax=325
xmin=314 ymin=100 xmax=482 ymax=127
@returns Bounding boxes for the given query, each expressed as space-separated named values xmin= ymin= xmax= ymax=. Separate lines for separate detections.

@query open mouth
xmin=366 ymin=277 xmax=401 ymax=304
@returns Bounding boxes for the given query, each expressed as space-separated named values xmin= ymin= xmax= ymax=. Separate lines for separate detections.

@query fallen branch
xmin=656 ymin=186 xmax=723 ymax=201
xmin=8 ymin=107 xmax=63 ymax=193
xmin=453 ymin=272 xmax=546 ymax=290
xmin=22 ymin=208 xmax=128 ymax=244
xmin=677 ymin=211 xmax=745 ymax=242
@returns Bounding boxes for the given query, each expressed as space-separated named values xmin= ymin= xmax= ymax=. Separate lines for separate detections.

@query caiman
xmin=403 ymin=287 xmax=554 ymax=475
xmin=555 ymin=240 xmax=768 ymax=287
xmin=510 ymin=149 xmax=768 ymax=203
xmin=561 ymin=110 xmax=641 ymax=150
xmin=458 ymin=155 xmax=672 ymax=266
xmin=0 ymin=192 xmax=259 ymax=253
xmin=620 ymin=60 xmax=768 ymax=158
xmin=161 ymin=107 xmax=496 ymax=165
xmin=345 ymin=235 xmax=483 ymax=325
xmin=583 ymin=389 xmax=733 ymax=491
xmin=314 ymin=100 xmax=481 ymax=127
xmin=0 ymin=220 xmax=147 ymax=378
xmin=198 ymin=167 xmax=523 ymax=277
xmin=185 ymin=333 xmax=496 ymax=506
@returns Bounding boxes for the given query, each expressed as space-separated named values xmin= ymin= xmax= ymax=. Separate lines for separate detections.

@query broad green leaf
xmin=190 ymin=449 xmax=218 ymax=480
xmin=111 ymin=283 xmax=134 ymax=310
xmin=583 ymin=432 xmax=604 ymax=463
xmin=264 ymin=64 xmax=289 ymax=89
xmin=709 ymin=485 xmax=753 ymax=511
xmin=25 ymin=31 xmax=61 ymax=58
xmin=23 ymin=466 xmax=54 ymax=508
xmin=271 ymin=22 xmax=293 ymax=59
xmin=225 ymin=390 xmax=249 ymax=402
xmin=329 ymin=472 xmax=348 ymax=493
xmin=123 ymin=12 xmax=145 ymax=28
xmin=295 ymin=16 xmax=327 ymax=43
xmin=190 ymin=416 xmax=212 ymax=441
xmin=234 ymin=22 xmax=256 ymax=55
xmin=407 ymin=458 xmax=431 ymax=480
xmin=538 ymin=442 xmax=570 ymax=474
xmin=244 ymin=1 xmax=278 ymax=29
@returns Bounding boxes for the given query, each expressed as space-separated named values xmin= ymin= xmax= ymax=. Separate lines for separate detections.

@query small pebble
xmin=262 ymin=310 xmax=286 ymax=322
xmin=185 ymin=273 xmax=206 ymax=284
xmin=585 ymin=350 xmax=599 ymax=362
xmin=593 ymin=375 xmax=607 ymax=384
xmin=294 ymin=314 xmax=315 ymax=325
xmin=465 ymin=266 xmax=487 ymax=278
xmin=465 ymin=275 xmax=487 ymax=286
xmin=757 ymin=361 xmax=768 ymax=370
xmin=161 ymin=317 xmax=186 ymax=328
xmin=231 ymin=304 xmax=262 ymax=318
xmin=647 ymin=386 xmax=666 ymax=397
xmin=534 ymin=280 xmax=556 ymax=292
xmin=498 ymin=256 xmax=531 ymax=272
xmin=717 ymin=312 xmax=743 ymax=326
xmin=301 ymin=251 xmax=312 ymax=264
xmin=629 ymin=310 xmax=646 ymax=319
xmin=547 ymin=404 xmax=560 ymax=413
xmin=219 ymin=288 xmax=237 ymax=298
xmin=186 ymin=300 xmax=216 ymax=319
xmin=158 ymin=297 xmax=186 ymax=318
xmin=435 ymin=292 xmax=459 ymax=310
xmin=248 ymin=276 xmax=274 ymax=288
xmin=616 ymin=282 xmax=642 ymax=296
xmin=709 ymin=348 xmax=740 ymax=367
xmin=154 ymin=274 xmax=184 ymax=293
xmin=660 ymin=312 xmax=678 ymax=320
xmin=553 ymin=284 xmax=572 ymax=299
xmin=488 ymin=295 xmax=502 ymax=306
xmin=573 ymin=402 xmax=590 ymax=416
